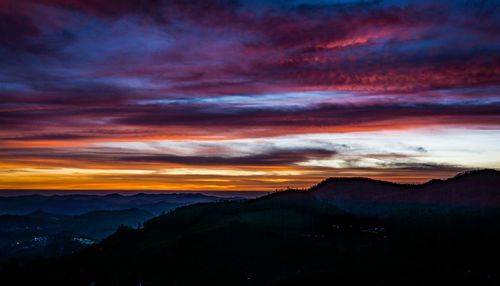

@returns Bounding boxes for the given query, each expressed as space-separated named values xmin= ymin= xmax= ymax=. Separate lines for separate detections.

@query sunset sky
xmin=1 ymin=0 xmax=499 ymax=192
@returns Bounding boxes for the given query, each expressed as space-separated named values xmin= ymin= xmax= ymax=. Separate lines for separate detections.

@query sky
xmin=0 ymin=0 xmax=499 ymax=192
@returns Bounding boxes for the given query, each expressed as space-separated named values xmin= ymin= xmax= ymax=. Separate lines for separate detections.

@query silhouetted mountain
xmin=1 ymin=171 xmax=499 ymax=285
xmin=0 ymin=193 xmax=239 ymax=216
xmin=267 ymin=169 xmax=500 ymax=207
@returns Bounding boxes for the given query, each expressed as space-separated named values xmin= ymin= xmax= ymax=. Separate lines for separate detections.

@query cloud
xmin=416 ymin=147 xmax=427 ymax=153
xmin=0 ymin=144 xmax=339 ymax=166
xmin=2 ymin=134 xmax=96 ymax=141
xmin=1 ymin=95 xmax=499 ymax=136
xmin=2 ymin=0 xmax=498 ymax=93
xmin=0 ymin=0 xmax=499 ymax=189
xmin=121 ymin=148 xmax=338 ymax=166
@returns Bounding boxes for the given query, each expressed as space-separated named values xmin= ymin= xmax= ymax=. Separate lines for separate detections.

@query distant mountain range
xmin=0 ymin=193 xmax=242 ymax=216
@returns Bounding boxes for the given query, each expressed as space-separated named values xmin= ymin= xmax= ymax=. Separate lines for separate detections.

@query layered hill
xmin=0 ymin=208 xmax=154 ymax=264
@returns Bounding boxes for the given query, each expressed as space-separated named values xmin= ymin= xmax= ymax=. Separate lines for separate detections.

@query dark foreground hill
xmin=268 ymin=169 xmax=500 ymax=218
xmin=1 ymin=170 xmax=499 ymax=285
xmin=308 ymin=169 xmax=500 ymax=207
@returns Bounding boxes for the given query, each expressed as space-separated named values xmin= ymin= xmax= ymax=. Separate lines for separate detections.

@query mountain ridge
xmin=272 ymin=169 xmax=500 ymax=207
xmin=0 ymin=193 xmax=240 ymax=216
